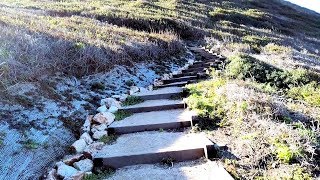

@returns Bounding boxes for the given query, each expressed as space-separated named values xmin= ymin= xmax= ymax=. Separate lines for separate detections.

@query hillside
xmin=0 ymin=0 xmax=319 ymax=179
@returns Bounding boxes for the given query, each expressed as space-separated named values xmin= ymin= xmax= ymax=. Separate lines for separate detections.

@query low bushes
xmin=226 ymin=54 xmax=320 ymax=93
xmin=185 ymin=76 xmax=227 ymax=121
xmin=287 ymin=82 xmax=320 ymax=107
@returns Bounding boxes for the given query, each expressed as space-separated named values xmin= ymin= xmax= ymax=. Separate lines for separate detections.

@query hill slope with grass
xmin=0 ymin=0 xmax=319 ymax=179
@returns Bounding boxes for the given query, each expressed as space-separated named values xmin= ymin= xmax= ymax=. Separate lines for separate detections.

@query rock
xmin=154 ymin=79 xmax=163 ymax=86
xmin=91 ymin=124 xmax=107 ymax=133
xmin=188 ymin=59 xmax=194 ymax=64
xmin=85 ymin=172 xmax=93 ymax=176
xmin=80 ymin=132 xmax=93 ymax=144
xmin=97 ymin=105 xmax=108 ymax=113
xmin=92 ymin=130 xmax=108 ymax=140
xmin=73 ymin=159 xmax=93 ymax=172
xmin=148 ymin=85 xmax=153 ymax=91
xmin=63 ymin=154 xmax=84 ymax=166
xmin=45 ymin=168 xmax=58 ymax=180
xmin=56 ymin=162 xmax=79 ymax=178
xmin=71 ymin=139 xmax=87 ymax=153
xmin=108 ymin=105 xmax=118 ymax=113
xmin=111 ymin=95 xmax=121 ymax=101
xmin=129 ymin=86 xmax=139 ymax=95
xmin=81 ymin=115 xmax=92 ymax=134
xmin=119 ymin=94 xmax=128 ymax=102
xmin=162 ymin=74 xmax=170 ymax=80
xmin=83 ymin=142 xmax=105 ymax=157
xmin=172 ymin=71 xmax=180 ymax=75
xmin=100 ymin=98 xmax=121 ymax=108
xmin=64 ymin=171 xmax=85 ymax=180
xmin=139 ymin=87 xmax=148 ymax=92
xmin=93 ymin=112 xmax=115 ymax=125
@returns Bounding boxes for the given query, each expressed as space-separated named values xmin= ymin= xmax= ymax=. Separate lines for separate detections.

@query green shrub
xmin=271 ymin=137 xmax=302 ymax=164
xmin=22 ymin=139 xmax=39 ymax=149
xmin=242 ymin=35 xmax=270 ymax=46
xmin=114 ymin=110 xmax=133 ymax=121
xmin=291 ymin=167 xmax=312 ymax=180
xmin=98 ymin=134 xmax=118 ymax=145
xmin=226 ymin=54 xmax=283 ymax=86
xmin=84 ymin=168 xmax=115 ymax=180
xmin=209 ymin=8 xmax=268 ymax=28
xmin=226 ymin=54 xmax=320 ymax=89
xmin=264 ymin=43 xmax=291 ymax=54
xmin=211 ymin=29 xmax=238 ymax=41
xmin=185 ymin=77 xmax=227 ymax=122
xmin=122 ymin=96 xmax=144 ymax=106
xmin=287 ymin=82 xmax=320 ymax=107
xmin=242 ymin=35 xmax=271 ymax=53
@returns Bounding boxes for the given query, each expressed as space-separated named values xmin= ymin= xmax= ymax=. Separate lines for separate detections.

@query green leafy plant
xmin=22 ymin=139 xmax=40 ymax=149
xmin=122 ymin=96 xmax=144 ymax=106
xmin=287 ymin=82 xmax=320 ymax=107
xmin=185 ymin=77 xmax=227 ymax=129
xmin=98 ymin=134 xmax=118 ymax=145
xmin=84 ymin=168 xmax=115 ymax=180
xmin=271 ymin=139 xmax=301 ymax=163
xmin=264 ymin=43 xmax=291 ymax=54
xmin=114 ymin=110 xmax=133 ymax=121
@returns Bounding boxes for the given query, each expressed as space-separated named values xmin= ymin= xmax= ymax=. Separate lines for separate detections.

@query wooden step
xmin=132 ymin=87 xmax=183 ymax=100
xmin=182 ymin=67 xmax=207 ymax=74
xmin=108 ymin=109 xmax=198 ymax=134
xmin=189 ymin=62 xmax=215 ymax=68
xmin=119 ymin=99 xmax=185 ymax=113
xmin=155 ymin=80 xmax=197 ymax=88
xmin=162 ymin=76 xmax=198 ymax=84
xmin=93 ymin=131 xmax=216 ymax=168
xmin=172 ymin=72 xmax=198 ymax=78
xmin=107 ymin=160 xmax=234 ymax=180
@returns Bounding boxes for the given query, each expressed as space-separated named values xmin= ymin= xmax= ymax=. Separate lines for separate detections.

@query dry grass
xmin=1 ymin=0 xmax=319 ymax=92
xmin=187 ymin=74 xmax=319 ymax=179
xmin=185 ymin=1 xmax=320 ymax=177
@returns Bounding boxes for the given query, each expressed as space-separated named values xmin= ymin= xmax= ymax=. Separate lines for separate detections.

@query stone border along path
xmin=44 ymin=47 xmax=233 ymax=180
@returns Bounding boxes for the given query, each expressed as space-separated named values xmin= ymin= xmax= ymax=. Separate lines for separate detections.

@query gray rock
xmin=111 ymin=95 xmax=121 ymax=101
xmin=108 ymin=105 xmax=118 ymax=113
xmin=71 ymin=139 xmax=87 ymax=153
xmin=92 ymin=130 xmax=108 ymax=140
xmin=91 ymin=124 xmax=107 ymax=134
xmin=56 ymin=162 xmax=79 ymax=178
xmin=64 ymin=171 xmax=85 ymax=180
xmin=119 ymin=94 xmax=128 ymax=102
xmin=129 ymin=86 xmax=139 ymax=95
xmin=93 ymin=112 xmax=115 ymax=125
xmin=73 ymin=159 xmax=93 ymax=172
xmin=148 ymin=85 xmax=153 ymax=91
xmin=100 ymin=98 xmax=121 ymax=108
xmin=97 ymin=105 xmax=108 ymax=113
xmin=139 ymin=87 xmax=148 ymax=92
xmin=81 ymin=115 xmax=92 ymax=134
xmin=84 ymin=142 xmax=105 ymax=155
xmin=63 ymin=154 xmax=84 ymax=166
xmin=45 ymin=168 xmax=58 ymax=180
xmin=80 ymin=132 xmax=93 ymax=144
